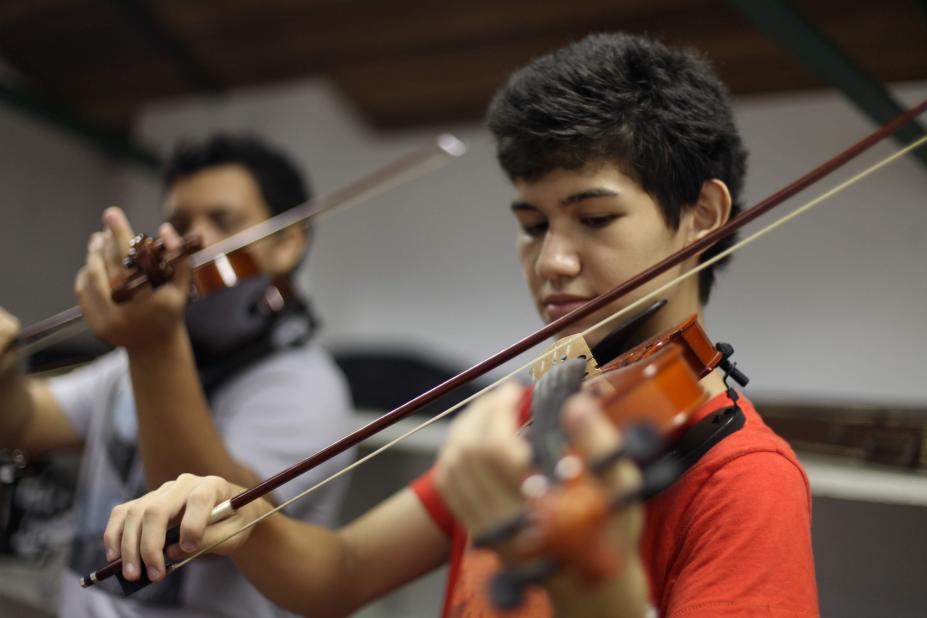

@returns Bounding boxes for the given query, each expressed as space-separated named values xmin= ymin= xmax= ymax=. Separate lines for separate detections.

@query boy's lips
xmin=542 ymin=295 xmax=594 ymax=322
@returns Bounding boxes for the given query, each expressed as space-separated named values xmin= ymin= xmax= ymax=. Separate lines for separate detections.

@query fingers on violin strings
xmin=79 ymin=233 xmax=115 ymax=316
xmin=103 ymin=206 xmax=135 ymax=258
xmin=483 ymin=383 xmax=532 ymax=491
xmin=159 ymin=222 xmax=192 ymax=286
xmin=440 ymin=383 xmax=528 ymax=532
xmin=562 ymin=394 xmax=640 ymax=491
xmin=158 ymin=222 xmax=182 ymax=251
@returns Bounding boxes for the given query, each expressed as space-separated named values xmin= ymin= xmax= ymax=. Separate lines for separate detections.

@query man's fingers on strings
xmin=103 ymin=206 xmax=135 ymax=257
xmin=159 ymin=222 xmax=182 ymax=251
xmin=84 ymin=233 xmax=114 ymax=300
xmin=77 ymin=238 xmax=118 ymax=333
xmin=159 ymin=222 xmax=192 ymax=286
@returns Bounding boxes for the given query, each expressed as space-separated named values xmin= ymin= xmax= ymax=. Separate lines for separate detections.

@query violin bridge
xmin=529 ymin=334 xmax=601 ymax=382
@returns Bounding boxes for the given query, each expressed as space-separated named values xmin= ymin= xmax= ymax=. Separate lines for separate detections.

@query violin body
xmin=189 ymin=249 xmax=262 ymax=298
xmin=590 ymin=341 xmax=707 ymax=435
xmin=604 ymin=314 xmax=721 ymax=380
xmin=114 ymin=234 xmax=268 ymax=303
xmin=479 ymin=316 xmax=739 ymax=610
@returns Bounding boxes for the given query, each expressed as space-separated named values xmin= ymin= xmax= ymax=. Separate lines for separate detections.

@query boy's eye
xmin=167 ymin=212 xmax=190 ymax=235
xmin=210 ymin=212 xmax=242 ymax=233
xmin=521 ymin=221 xmax=548 ymax=237
xmin=581 ymin=214 xmax=619 ymax=229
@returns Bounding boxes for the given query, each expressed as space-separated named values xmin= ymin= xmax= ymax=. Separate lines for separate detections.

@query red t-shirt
xmin=411 ymin=391 xmax=819 ymax=617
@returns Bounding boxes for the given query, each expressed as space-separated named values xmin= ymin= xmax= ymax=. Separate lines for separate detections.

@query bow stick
xmin=9 ymin=134 xmax=467 ymax=356
xmin=81 ymin=98 xmax=927 ymax=591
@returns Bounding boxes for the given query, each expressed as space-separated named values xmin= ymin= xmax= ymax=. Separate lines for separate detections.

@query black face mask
xmin=185 ymin=276 xmax=278 ymax=357
xmin=184 ymin=277 xmax=316 ymax=396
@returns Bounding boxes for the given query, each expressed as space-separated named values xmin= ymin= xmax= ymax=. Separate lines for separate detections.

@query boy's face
xmin=163 ymin=164 xmax=306 ymax=277
xmin=512 ymin=162 xmax=697 ymax=345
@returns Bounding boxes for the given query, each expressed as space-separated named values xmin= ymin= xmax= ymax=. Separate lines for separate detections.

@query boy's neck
xmin=612 ymin=292 xmax=704 ymax=351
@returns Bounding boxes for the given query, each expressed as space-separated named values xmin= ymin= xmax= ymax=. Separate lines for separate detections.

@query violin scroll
xmin=110 ymin=234 xmax=203 ymax=303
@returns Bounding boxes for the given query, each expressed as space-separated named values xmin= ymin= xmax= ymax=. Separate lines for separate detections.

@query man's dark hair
xmin=487 ymin=33 xmax=748 ymax=304
xmin=163 ymin=134 xmax=311 ymax=216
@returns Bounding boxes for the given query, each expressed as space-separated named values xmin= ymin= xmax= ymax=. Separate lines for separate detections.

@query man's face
xmin=163 ymin=164 xmax=303 ymax=277
xmin=513 ymin=162 xmax=696 ymax=344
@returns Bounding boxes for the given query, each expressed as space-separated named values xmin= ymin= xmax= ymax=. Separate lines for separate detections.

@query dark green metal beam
xmin=112 ymin=0 xmax=225 ymax=94
xmin=0 ymin=81 xmax=161 ymax=170
xmin=729 ymin=0 xmax=927 ymax=169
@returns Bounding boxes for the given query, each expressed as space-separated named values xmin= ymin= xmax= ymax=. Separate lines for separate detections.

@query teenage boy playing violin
xmin=0 ymin=136 xmax=354 ymax=617
xmin=94 ymin=34 xmax=819 ymax=617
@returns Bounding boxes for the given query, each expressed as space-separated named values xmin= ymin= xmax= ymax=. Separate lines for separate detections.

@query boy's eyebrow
xmin=510 ymin=187 xmax=620 ymax=212
xmin=510 ymin=200 xmax=536 ymax=212
xmin=561 ymin=187 xmax=619 ymax=206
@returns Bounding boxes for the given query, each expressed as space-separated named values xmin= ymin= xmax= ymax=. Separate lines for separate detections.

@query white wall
xmin=710 ymin=85 xmax=927 ymax=406
xmin=124 ymin=78 xmax=927 ymax=406
xmin=0 ymin=95 xmax=131 ymax=324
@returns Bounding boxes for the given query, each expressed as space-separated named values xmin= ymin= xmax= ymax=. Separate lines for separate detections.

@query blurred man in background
xmin=0 ymin=135 xmax=354 ymax=617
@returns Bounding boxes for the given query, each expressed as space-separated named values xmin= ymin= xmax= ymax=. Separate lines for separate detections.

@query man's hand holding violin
xmin=75 ymin=206 xmax=190 ymax=353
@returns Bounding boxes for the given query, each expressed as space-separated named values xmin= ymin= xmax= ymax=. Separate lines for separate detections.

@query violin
xmin=9 ymin=134 xmax=467 ymax=357
xmin=471 ymin=316 xmax=749 ymax=610
xmin=78 ymin=97 xmax=927 ymax=594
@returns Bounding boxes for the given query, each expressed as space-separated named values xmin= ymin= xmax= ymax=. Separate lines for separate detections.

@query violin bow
xmin=82 ymin=98 xmax=927 ymax=591
xmin=9 ymin=134 xmax=467 ymax=357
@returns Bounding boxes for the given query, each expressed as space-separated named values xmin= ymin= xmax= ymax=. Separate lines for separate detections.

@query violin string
xmin=165 ymin=133 xmax=927 ymax=574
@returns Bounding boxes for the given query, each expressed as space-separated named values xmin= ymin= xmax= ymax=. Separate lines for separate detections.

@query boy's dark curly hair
xmin=487 ymin=33 xmax=748 ymax=303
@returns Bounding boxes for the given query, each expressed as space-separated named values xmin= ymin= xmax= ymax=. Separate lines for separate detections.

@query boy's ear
xmin=687 ymin=179 xmax=732 ymax=242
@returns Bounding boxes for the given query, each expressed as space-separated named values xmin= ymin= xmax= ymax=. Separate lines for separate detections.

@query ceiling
xmin=0 ymin=0 xmax=924 ymax=137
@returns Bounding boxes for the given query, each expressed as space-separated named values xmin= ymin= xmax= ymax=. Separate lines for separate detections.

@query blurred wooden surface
xmin=0 ymin=0 xmax=924 ymax=130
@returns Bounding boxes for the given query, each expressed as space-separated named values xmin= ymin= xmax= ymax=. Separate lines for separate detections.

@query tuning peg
xmin=716 ymin=342 xmax=749 ymax=387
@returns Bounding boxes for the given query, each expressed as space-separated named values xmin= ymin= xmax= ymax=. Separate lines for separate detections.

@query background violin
xmin=8 ymin=134 xmax=466 ymax=359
